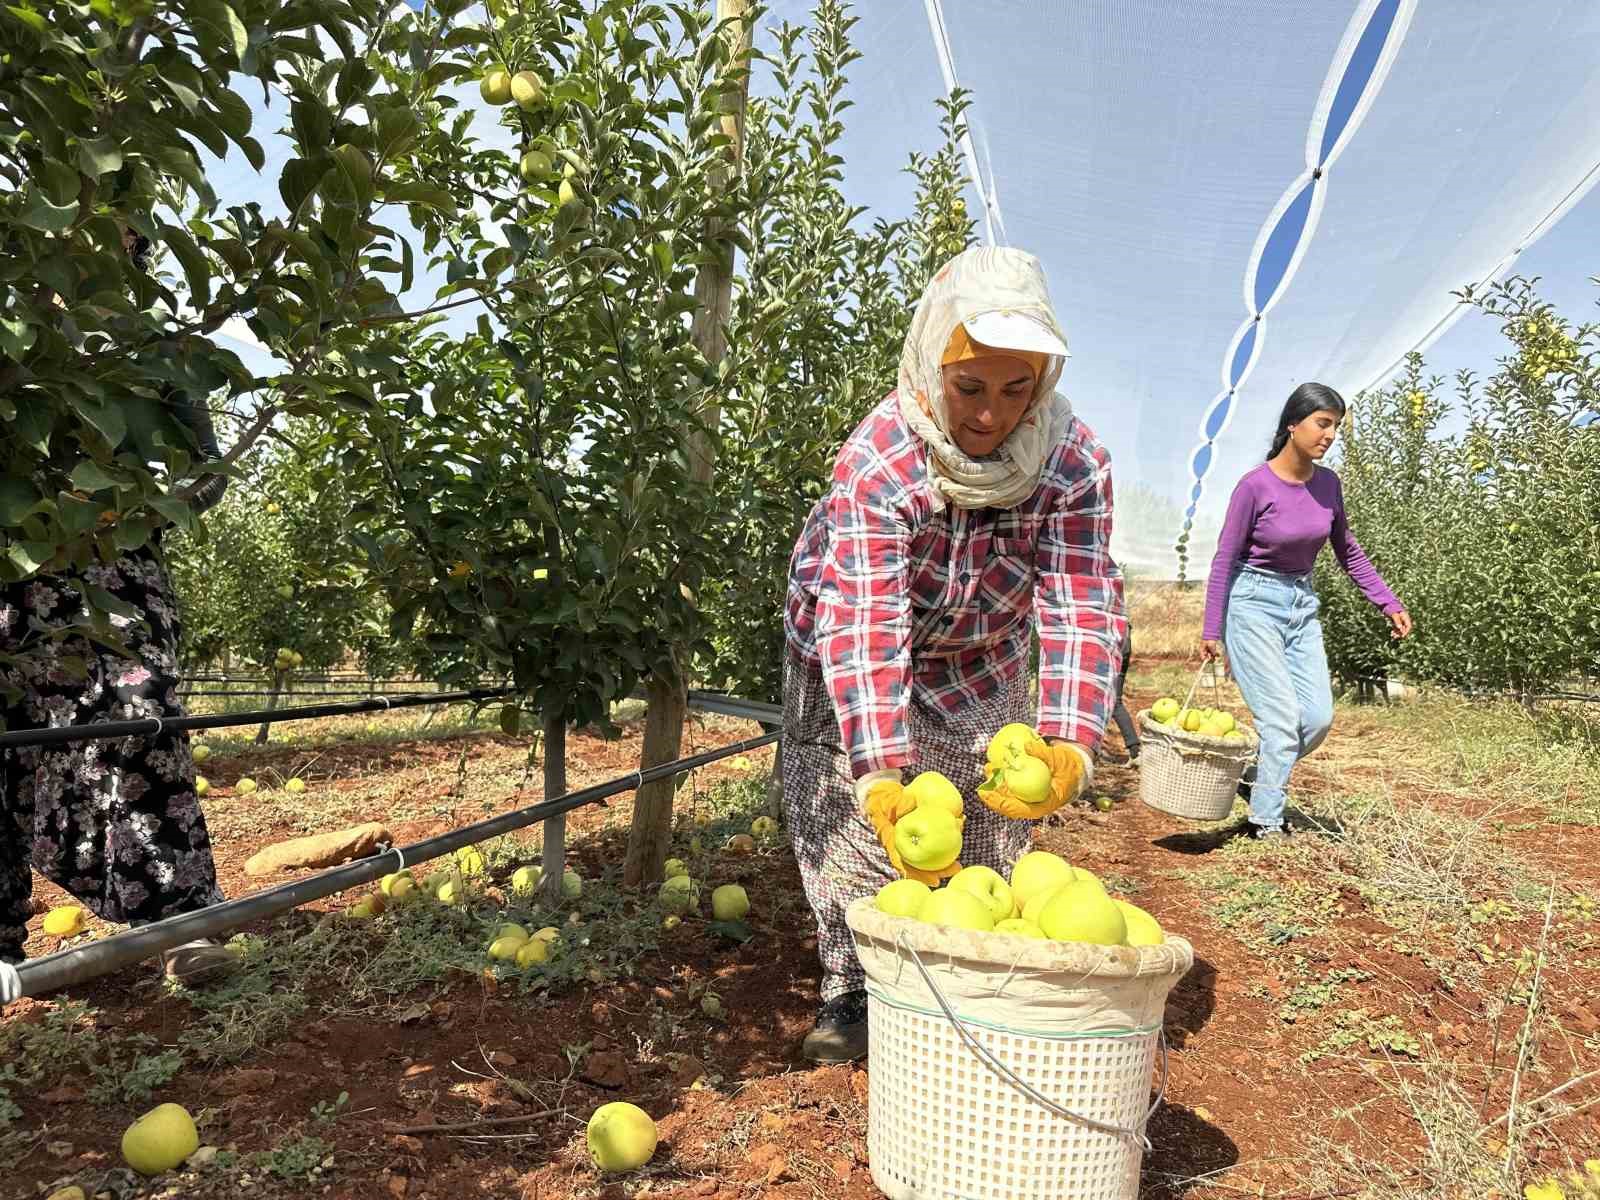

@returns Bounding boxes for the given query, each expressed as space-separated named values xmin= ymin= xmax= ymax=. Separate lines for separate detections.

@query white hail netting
xmin=756 ymin=0 xmax=1600 ymax=578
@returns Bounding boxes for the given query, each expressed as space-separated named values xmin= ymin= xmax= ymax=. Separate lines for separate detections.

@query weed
xmin=1303 ymin=1007 xmax=1422 ymax=1062
xmin=250 ymin=1134 xmax=334 ymax=1181
xmin=309 ymin=1091 xmax=350 ymax=1126
xmin=1278 ymin=967 xmax=1372 ymax=1023
xmin=86 ymin=1040 xmax=185 ymax=1106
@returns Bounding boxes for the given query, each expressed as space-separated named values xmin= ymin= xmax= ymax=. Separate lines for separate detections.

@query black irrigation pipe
xmin=0 ymin=688 xmax=519 ymax=750
xmin=4 ymin=726 xmax=782 ymax=1002
xmin=177 ymin=689 xmax=461 ymax=700
xmin=1341 ymin=673 xmax=1600 ymax=706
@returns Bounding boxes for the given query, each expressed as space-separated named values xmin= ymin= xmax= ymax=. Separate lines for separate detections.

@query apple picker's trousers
xmin=781 ymin=649 xmax=1034 ymax=1002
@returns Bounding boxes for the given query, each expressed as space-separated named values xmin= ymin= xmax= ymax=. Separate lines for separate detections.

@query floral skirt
xmin=1 ymin=544 xmax=223 ymax=963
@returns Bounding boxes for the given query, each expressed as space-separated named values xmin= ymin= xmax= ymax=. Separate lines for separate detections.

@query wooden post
xmin=624 ymin=0 xmax=752 ymax=888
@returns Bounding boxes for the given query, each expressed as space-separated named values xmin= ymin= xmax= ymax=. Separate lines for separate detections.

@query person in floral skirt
xmin=782 ymin=246 xmax=1127 ymax=1062
xmin=2 ymin=249 xmax=236 ymax=984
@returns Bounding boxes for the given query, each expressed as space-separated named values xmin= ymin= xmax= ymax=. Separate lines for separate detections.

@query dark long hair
xmin=1268 ymin=382 xmax=1346 ymax=460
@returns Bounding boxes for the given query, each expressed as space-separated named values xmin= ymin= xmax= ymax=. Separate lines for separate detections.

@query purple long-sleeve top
xmin=1202 ymin=463 xmax=1401 ymax=641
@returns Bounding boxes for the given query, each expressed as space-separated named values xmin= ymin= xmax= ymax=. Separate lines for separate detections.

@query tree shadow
xmin=1151 ymin=823 xmax=1250 ymax=856
xmin=1142 ymin=1102 xmax=1240 ymax=1197
xmin=1162 ymin=954 xmax=1216 ymax=1050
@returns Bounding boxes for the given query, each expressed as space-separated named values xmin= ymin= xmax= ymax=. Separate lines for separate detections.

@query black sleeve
xmin=168 ymin=394 xmax=229 ymax=514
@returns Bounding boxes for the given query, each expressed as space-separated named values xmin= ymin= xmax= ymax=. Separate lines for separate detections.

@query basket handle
xmin=1178 ymin=660 xmax=1223 ymax=716
xmin=892 ymin=930 xmax=1167 ymax=1151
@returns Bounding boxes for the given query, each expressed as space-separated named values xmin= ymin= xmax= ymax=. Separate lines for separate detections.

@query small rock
xmin=693 ymin=1181 xmax=719 ymax=1197
xmin=581 ymin=1050 xmax=630 ymax=1090
xmin=216 ymin=1068 xmax=278 ymax=1096
xmin=190 ymin=1146 xmax=220 ymax=1169
xmin=243 ymin=823 xmax=393 ymax=876
xmin=486 ymin=1050 xmax=517 ymax=1068
xmin=47 ymin=1141 xmax=75 ymax=1159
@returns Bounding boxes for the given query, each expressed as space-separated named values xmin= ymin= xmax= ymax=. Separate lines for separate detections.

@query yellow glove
xmin=859 ymin=771 xmax=962 ymax=886
xmin=977 ymin=728 xmax=1091 ymax=820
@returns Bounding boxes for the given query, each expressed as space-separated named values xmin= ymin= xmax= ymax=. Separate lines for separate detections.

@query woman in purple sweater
xmin=1201 ymin=383 xmax=1413 ymax=839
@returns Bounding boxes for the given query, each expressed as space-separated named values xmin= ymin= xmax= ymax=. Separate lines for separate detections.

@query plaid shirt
xmin=785 ymin=394 xmax=1127 ymax=779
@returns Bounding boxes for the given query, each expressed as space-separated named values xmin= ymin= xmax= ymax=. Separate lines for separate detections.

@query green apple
xmin=904 ymin=770 xmax=964 ymax=819
xmin=421 ymin=869 xmax=450 ymax=895
xmin=531 ymin=567 xmax=549 ymax=581
xmin=265 ymin=501 xmax=280 ymax=515
xmin=561 ymin=869 xmax=582 ymax=899
xmin=487 ymin=934 xmax=527 ymax=961
xmin=510 ymin=69 xmax=544 ymax=109
xmin=435 ymin=876 xmax=466 ymax=906
xmin=515 ymin=938 xmax=549 ymax=967
xmin=663 ymin=858 xmax=688 ymax=879
xmin=1094 ymin=795 xmax=1114 ymax=812
xmin=497 ymin=922 xmax=530 ymax=941
xmin=1008 ymin=851 xmax=1076 ymax=911
xmin=893 ymin=806 xmax=962 ymax=871
xmin=519 ymin=149 xmax=551 ymax=183
xmin=1151 ymin=697 xmax=1180 ymax=724
xmin=994 ymin=917 xmax=1047 ymax=939
xmin=661 ymin=914 xmax=681 ymax=930
xmin=388 ymin=876 xmax=418 ymax=904
xmin=191 ymin=743 xmax=210 ymax=763
xmin=1071 ymin=868 xmax=1107 ymax=895
xmin=194 ymin=775 xmax=209 ymax=796
xmin=750 ymin=815 xmax=778 ymax=838
xmin=918 ymin=887 xmax=995 ymax=932
xmin=1037 ymin=881 xmax=1127 ymax=945
xmin=479 ymin=66 xmax=512 ymax=105
xmin=1222 ymin=731 xmax=1246 ymax=744
xmin=586 ymin=1102 xmax=658 ymax=1172
xmin=711 ymin=884 xmax=749 ymax=921
xmin=455 ymin=846 xmax=487 ymax=878
xmin=1209 ymin=711 xmax=1236 ymax=734
xmin=948 ymin=865 xmax=1014 ymax=922
xmin=285 ymin=777 xmax=306 ymax=794
xmin=276 ymin=584 xmax=294 ymax=601
xmin=121 ymin=1102 xmax=199 ymax=1175
xmin=557 ymin=178 xmax=580 ymax=208
xmin=1180 ymin=709 xmax=1204 ymax=733
xmin=875 ymin=878 xmax=932 ymax=918
xmin=1113 ymin=899 xmax=1164 ymax=947
xmin=346 ymin=894 xmax=384 ymax=919
xmin=659 ymin=874 xmax=698 ymax=914
xmin=1021 ymin=883 xmax=1071 ymax=925
xmin=988 ymin=722 xmax=1042 ymax=760
xmin=511 ymin=865 xmax=542 ymax=895
xmin=379 ymin=871 xmax=412 ymax=897
xmin=235 ymin=777 xmax=257 ymax=795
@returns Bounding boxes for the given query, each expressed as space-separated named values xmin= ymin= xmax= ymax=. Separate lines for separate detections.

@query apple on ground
xmin=948 ymin=865 xmax=1014 ymax=922
xmin=711 ymin=884 xmax=749 ymax=921
xmin=659 ymin=874 xmax=698 ymax=914
xmin=285 ymin=777 xmax=306 ymax=794
xmin=497 ymin=922 xmax=530 ymax=941
xmin=235 ymin=777 xmax=257 ymax=795
xmin=194 ymin=776 xmax=209 ymax=796
xmin=379 ymin=871 xmax=413 ymax=897
xmin=726 ymin=834 xmax=756 ymax=855
xmin=663 ymin=858 xmax=688 ymax=879
xmin=191 ymin=744 xmax=210 ymax=763
xmin=42 ymin=906 xmax=88 ymax=937
xmin=122 ymin=1103 xmax=199 ymax=1175
xmin=893 ymin=806 xmax=962 ymax=872
xmin=561 ymin=870 xmax=583 ymax=899
xmin=515 ymin=938 xmax=549 ymax=967
xmin=487 ymin=934 xmax=527 ymax=961
xmin=587 ymin=1103 xmax=659 ymax=1172
xmin=1008 ymin=851 xmax=1076 ymax=911
xmin=876 ymin=878 xmax=932 ymax=917
xmin=918 ymin=886 xmax=995 ymax=932
xmin=511 ymin=865 xmax=542 ymax=895
xmin=751 ymin=815 xmax=778 ymax=838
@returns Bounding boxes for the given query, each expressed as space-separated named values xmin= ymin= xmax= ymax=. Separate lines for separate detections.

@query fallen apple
xmin=455 ymin=847 xmax=487 ymax=878
xmin=511 ymin=865 xmax=542 ymax=895
xmin=42 ymin=906 xmax=88 ymax=937
xmin=711 ymin=884 xmax=749 ymax=921
xmin=497 ymin=922 xmax=530 ymax=941
xmin=379 ymin=871 xmax=412 ymax=897
xmin=515 ymin=938 xmax=549 ymax=968
xmin=750 ymin=815 xmax=778 ymax=839
xmin=122 ymin=1102 xmax=198 ymax=1175
xmin=285 ymin=777 xmax=306 ymax=795
xmin=663 ymin=858 xmax=688 ymax=879
xmin=726 ymin=834 xmax=756 ymax=855
xmin=487 ymin=934 xmax=527 ymax=961
xmin=586 ymin=1102 xmax=658 ymax=1172
xmin=191 ymin=744 xmax=210 ymax=763
xmin=561 ymin=870 xmax=583 ymax=899
xmin=235 ymin=777 xmax=257 ymax=795
xmin=194 ymin=776 xmax=209 ymax=796
xmin=659 ymin=875 xmax=698 ymax=914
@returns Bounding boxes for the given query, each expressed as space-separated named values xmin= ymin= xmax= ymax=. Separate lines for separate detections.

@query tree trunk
xmin=626 ymin=0 xmax=752 ymax=888
xmin=538 ymin=707 xmax=567 ymax=908
xmin=623 ymin=672 xmax=687 ymax=887
xmin=254 ymin=670 xmax=283 ymax=744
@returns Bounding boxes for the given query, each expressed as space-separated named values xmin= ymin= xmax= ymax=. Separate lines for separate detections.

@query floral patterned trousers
xmin=1 ymin=544 xmax=223 ymax=964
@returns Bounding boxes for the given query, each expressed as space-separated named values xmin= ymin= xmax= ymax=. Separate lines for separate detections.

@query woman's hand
xmin=1388 ymin=609 xmax=1414 ymax=639
xmin=1201 ymin=640 xmax=1223 ymax=664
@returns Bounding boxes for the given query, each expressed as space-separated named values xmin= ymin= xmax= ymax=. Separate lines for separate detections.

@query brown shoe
xmin=159 ymin=938 xmax=236 ymax=986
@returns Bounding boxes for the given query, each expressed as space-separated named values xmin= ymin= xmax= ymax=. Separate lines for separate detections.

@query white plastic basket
xmin=1138 ymin=664 xmax=1259 ymax=822
xmin=847 ymin=898 xmax=1194 ymax=1200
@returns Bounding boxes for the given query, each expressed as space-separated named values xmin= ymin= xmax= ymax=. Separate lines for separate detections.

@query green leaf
xmin=82 ymin=584 xmax=142 ymax=621
xmin=16 ymin=185 xmax=78 ymax=233
xmin=4 ymin=4 xmax=48 ymax=33
xmin=0 ymin=315 xmax=37 ymax=357
xmin=77 ymin=136 xmax=123 ymax=178
xmin=68 ymin=460 xmax=122 ymax=492
xmin=159 ymin=224 xmax=213 ymax=307
xmin=7 ymin=542 xmax=52 ymax=576
xmin=68 ymin=397 xmax=126 ymax=446
xmin=0 ymin=478 xmax=41 ymax=526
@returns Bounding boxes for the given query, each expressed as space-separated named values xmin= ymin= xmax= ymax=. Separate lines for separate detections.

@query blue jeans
xmin=1222 ymin=567 xmax=1334 ymax=829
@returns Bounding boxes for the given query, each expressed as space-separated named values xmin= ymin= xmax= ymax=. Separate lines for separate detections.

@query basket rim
xmin=1136 ymin=707 xmax=1259 ymax=751
xmin=846 ymin=896 xmax=1195 ymax=980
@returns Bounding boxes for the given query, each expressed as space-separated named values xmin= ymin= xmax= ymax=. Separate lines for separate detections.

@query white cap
xmin=963 ymin=309 xmax=1070 ymax=359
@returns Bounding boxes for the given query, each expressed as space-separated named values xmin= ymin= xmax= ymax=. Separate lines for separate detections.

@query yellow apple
xmin=1113 ymin=899 xmax=1164 ymax=947
xmin=235 ymin=777 xmax=257 ymax=795
xmin=918 ymin=887 xmax=995 ymax=932
xmin=497 ymin=922 xmax=530 ymax=941
xmin=435 ymin=876 xmax=466 ymax=906
xmin=663 ymin=858 xmax=688 ymax=879
xmin=511 ymin=865 xmax=542 ymax=895
xmin=509 ymin=69 xmax=544 ymax=109
xmin=949 ymin=865 xmax=1013 ymax=922
xmin=519 ymin=149 xmax=552 ymax=182
xmin=285 ymin=777 xmax=306 ymax=794
xmin=893 ymin=806 xmax=962 ymax=871
xmin=586 ymin=1102 xmax=658 ymax=1172
xmin=1038 ymin=881 xmax=1127 ymax=945
xmin=479 ymin=66 xmax=512 ymax=105
xmin=1021 ymin=883 xmax=1071 ymax=925
xmin=726 ymin=834 xmax=756 ymax=855
xmin=659 ymin=874 xmax=698 ymax=914
xmin=455 ymin=846 xmax=487 ymax=878
xmin=515 ymin=938 xmax=549 ymax=968
xmin=904 ymin=771 xmax=964 ymax=820
xmin=987 ymin=722 xmax=1044 ymax=761
xmin=558 ymin=178 xmax=579 ymax=208
xmin=876 ymin=878 xmax=932 ymax=917
xmin=379 ymin=871 xmax=412 ymax=897
xmin=191 ymin=743 xmax=211 ymax=763
xmin=42 ymin=906 xmax=88 ymax=937
xmin=1008 ymin=851 xmax=1076 ymax=911
xmin=994 ymin=917 xmax=1047 ymax=939
xmin=388 ymin=876 xmax=418 ymax=904
xmin=1150 ymin=697 xmax=1180 ymax=724
xmin=194 ymin=776 xmax=209 ymax=796
xmin=122 ymin=1102 xmax=198 ymax=1175
xmin=711 ymin=884 xmax=749 ymax=921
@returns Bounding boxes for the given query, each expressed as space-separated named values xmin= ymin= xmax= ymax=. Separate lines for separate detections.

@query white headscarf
xmin=897 ymin=246 xmax=1073 ymax=511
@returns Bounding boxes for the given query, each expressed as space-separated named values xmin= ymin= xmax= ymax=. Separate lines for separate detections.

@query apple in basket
xmin=876 ymin=878 xmax=932 ymax=917
xmin=1037 ymin=880 xmax=1127 ymax=946
xmin=1114 ymin=899 xmax=1165 ymax=946
xmin=948 ymin=865 xmax=1013 ymax=922
xmin=918 ymin=886 xmax=995 ymax=932
xmin=1151 ymin=697 xmax=1180 ymax=725
xmin=1008 ymin=850 xmax=1076 ymax=911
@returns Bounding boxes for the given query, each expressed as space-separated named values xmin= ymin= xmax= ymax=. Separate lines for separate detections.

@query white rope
xmin=0 ymin=961 xmax=21 ymax=1005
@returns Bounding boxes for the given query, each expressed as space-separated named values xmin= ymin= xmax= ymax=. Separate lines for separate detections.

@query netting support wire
xmin=6 ymin=726 xmax=781 ymax=1003
xmin=0 ymin=687 xmax=520 ymax=750
xmin=921 ymin=0 xmax=1004 ymax=246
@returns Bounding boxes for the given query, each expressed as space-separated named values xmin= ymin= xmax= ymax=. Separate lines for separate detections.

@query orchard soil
xmin=7 ymin=659 xmax=1600 ymax=1199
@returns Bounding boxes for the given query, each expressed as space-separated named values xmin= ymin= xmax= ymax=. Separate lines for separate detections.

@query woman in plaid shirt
xmin=782 ymin=246 xmax=1127 ymax=1062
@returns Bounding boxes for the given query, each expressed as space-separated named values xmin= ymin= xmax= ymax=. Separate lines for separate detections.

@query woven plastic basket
xmin=847 ymin=898 xmax=1194 ymax=1200
xmin=1137 ymin=663 xmax=1259 ymax=822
